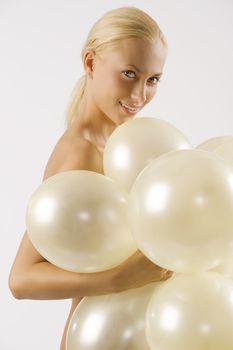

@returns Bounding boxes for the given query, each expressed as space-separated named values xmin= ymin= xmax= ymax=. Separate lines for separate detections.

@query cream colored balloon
xmin=146 ymin=272 xmax=233 ymax=350
xmin=197 ymin=135 xmax=233 ymax=151
xmin=103 ymin=117 xmax=192 ymax=192
xmin=26 ymin=170 xmax=137 ymax=272
xmin=66 ymin=283 xmax=160 ymax=350
xmin=128 ymin=149 xmax=233 ymax=273
xmin=214 ymin=139 xmax=233 ymax=167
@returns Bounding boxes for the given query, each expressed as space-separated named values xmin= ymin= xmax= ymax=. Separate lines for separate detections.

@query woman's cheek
xmin=148 ymin=87 xmax=157 ymax=102
xmin=113 ymin=73 xmax=130 ymax=90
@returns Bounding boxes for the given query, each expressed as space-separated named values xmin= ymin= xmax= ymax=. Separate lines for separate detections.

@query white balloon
xmin=197 ymin=135 xmax=233 ymax=151
xmin=146 ymin=272 xmax=233 ymax=350
xmin=104 ymin=117 xmax=192 ymax=192
xmin=67 ymin=283 xmax=160 ymax=350
xmin=128 ymin=149 xmax=233 ymax=273
xmin=26 ymin=170 xmax=137 ymax=272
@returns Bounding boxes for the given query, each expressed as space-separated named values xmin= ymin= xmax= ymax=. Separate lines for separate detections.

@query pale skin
xmin=8 ymin=37 xmax=172 ymax=350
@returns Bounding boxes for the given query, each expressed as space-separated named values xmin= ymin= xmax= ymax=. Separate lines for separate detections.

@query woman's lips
xmin=119 ymin=101 xmax=141 ymax=115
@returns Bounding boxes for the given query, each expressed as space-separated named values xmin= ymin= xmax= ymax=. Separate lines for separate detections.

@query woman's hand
xmin=113 ymin=249 xmax=173 ymax=293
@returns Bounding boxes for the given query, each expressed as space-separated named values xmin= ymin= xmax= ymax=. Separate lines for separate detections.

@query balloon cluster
xmin=26 ymin=118 xmax=233 ymax=349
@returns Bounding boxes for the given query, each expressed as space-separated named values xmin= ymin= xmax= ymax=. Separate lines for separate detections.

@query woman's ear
xmin=83 ymin=50 xmax=96 ymax=78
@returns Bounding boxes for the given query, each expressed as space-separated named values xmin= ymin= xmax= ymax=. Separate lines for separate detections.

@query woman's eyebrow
xmin=126 ymin=64 xmax=162 ymax=76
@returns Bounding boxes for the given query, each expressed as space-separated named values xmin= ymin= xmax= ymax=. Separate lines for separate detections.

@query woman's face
xmin=88 ymin=37 xmax=167 ymax=125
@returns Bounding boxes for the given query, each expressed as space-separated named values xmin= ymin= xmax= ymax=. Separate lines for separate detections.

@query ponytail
xmin=64 ymin=75 xmax=86 ymax=128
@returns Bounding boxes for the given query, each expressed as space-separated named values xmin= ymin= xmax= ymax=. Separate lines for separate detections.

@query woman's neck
xmin=68 ymin=93 xmax=116 ymax=152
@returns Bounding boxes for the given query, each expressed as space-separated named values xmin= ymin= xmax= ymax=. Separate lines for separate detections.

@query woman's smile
xmin=119 ymin=101 xmax=142 ymax=115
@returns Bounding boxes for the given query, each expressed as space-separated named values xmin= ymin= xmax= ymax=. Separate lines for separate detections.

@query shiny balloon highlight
xmin=26 ymin=170 xmax=137 ymax=272
xmin=104 ymin=117 xmax=192 ymax=192
xmin=67 ymin=283 xmax=160 ymax=350
xmin=128 ymin=149 xmax=233 ymax=273
xmin=146 ymin=272 xmax=233 ymax=350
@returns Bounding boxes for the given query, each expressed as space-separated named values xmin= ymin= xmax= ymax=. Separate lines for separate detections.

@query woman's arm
xmin=8 ymin=136 xmax=172 ymax=300
xmin=8 ymin=230 xmax=118 ymax=300
xmin=8 ymin=137 xmax=117 ymax=300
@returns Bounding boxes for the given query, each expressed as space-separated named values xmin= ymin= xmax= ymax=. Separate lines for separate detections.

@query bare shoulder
xmin=43 ymin=132 xmax=104 ymax=180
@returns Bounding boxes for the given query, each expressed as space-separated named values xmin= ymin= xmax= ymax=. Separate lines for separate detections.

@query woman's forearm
xmin=9 ymin=260 xmax=117 ymax=300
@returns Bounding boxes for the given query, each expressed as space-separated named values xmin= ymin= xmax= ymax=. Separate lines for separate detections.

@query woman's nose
xmin=130 ymin=82 xmax=147 ymax=105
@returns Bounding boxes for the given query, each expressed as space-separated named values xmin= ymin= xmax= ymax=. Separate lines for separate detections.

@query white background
xmin=1 ymin=0 xmax=233 ymax=349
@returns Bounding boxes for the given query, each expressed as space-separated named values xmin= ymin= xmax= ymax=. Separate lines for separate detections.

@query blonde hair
xmin=64 ymin=6 xmax=168 ymax=128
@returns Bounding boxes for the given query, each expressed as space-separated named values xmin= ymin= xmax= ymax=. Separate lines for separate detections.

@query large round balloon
xmin=26 ymin=170 xmax=137 ymax=272
xmin=66 ymin=283 xmax=159 ymax=350
xmin=146 ymin=272 xmax=233 ymax=350
xmin=128 ymin=149 xmax=233 ymax=273
xmin=197 ymin=135 xmax=233 ymax=151
xmin=103 ymin=117 xmax=192 ymax=192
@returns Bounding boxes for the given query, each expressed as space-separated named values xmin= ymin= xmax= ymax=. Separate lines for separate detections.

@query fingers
xmin=162 ymin=268 xmax=174 ymax=280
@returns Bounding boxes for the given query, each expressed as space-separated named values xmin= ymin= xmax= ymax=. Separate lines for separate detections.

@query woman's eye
xmin=122 ymin=70 xmax=136 ymax=78
xmin=122 ymin=70 xmax=161 ymax=84
xmin=148 ymin=76 xmax=161 ymax=85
